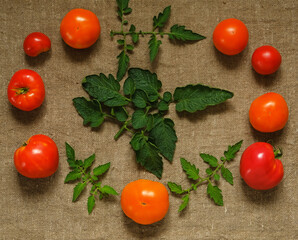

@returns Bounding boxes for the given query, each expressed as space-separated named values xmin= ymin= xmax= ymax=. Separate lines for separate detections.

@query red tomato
xmin=121 ymin=179 xmax=169 ymax=225
xmin=249 ymin=92 xmax=289 ymax=133
xmin=251 ymin=45 xmax=282 ymax=75
xmin=240 ymin=142 xmax=284 ymax=190
xmin=23 ymin=32 xmax=51 ymax=57
xmin=7 ymin=69 xmax=45 ymax=111
xmin=60 ymin=8 xmax=101 ymax=49
xmin=14 ymin=134 xmax=59 ymax=178
xmin=213 ymin=18 xmax=249 ymax=55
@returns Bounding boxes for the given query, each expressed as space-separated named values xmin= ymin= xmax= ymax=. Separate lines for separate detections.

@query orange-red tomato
xmin=14 ymin=134 xmax=59 ymax=178
xmin=213 ymin=18 xmax=249 ymax=55
xmin=251 ymin=45 xmax=282 ymax=75
xmin=60 ymin=8 xmax=101 ymax=49
xmin=249 ymin=92 xmax=289 ymax=132
xmin=23 ymin=32 xmax=51 ymax=57
xmin=7 ymin=69 xmax=45 ymax=111
xmin=121 ymin=179 xmax=169 ymax=225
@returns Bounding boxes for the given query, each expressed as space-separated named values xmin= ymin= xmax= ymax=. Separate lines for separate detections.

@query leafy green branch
xmin=110 ymin=0 xmax=206 ymax=81
xmin=64 ymin=143 xmax=118 ymax=214
xmin=168 ymin=140 xmax=243 ymax=212
xmin=73 ymin=68 xmax=234 ymax=178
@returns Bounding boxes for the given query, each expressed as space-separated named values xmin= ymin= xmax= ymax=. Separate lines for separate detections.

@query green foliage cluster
xmin=168 ymin=141 xmax=243 ymax=211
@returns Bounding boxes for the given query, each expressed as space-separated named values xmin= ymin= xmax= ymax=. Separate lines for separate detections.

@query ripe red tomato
xmin=14 ymin=134 xmax=59 ymax=178
xmin=121 ymin=179 xmax=169 ymax=225
xmin=60 ymin=8 xmax=101 ymax=49
xmin=23 ymin=32 xmax=51 ymax=57
xmin=7 ymin=69 xmax=45 ymax=111
xmin=251 ymin=45 xmax=282 ymax=75
xmin=213 ymin=18 xmax=249 ymax=55
xmin=240 ymin=142 xmax=284 ymax=190
xmin=249 ymin=92 xmax=289 ymax=133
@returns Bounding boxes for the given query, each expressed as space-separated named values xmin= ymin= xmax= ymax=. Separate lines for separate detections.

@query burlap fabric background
xmin=1 ymin=0 xmax=297 ymax=239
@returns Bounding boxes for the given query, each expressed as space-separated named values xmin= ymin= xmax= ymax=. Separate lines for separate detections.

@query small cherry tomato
xmin=23 ymin=32 xmax=51 ymax=57
xmin=249 ymin=92 xmax=289 ymax=133
xmin=7 ymin=69 xmax=45 ymax=111
xmin=121 ymin=179 xmax=169 ymax=225
xmin=251 ymin=45 xmax=282 ymax=75
xmin=213 ymin=18 xmax=249 ymax=55
xmin=240 ymin=142 xmax=284 ymax=190
xmin=14 ymin=134 xmax=59 ymax=178
xmin=60 ymin=8 xmax=101 ymax=49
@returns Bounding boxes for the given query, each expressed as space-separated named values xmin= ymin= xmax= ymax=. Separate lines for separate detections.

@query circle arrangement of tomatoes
xmin=7 ymin=69 xmax=45 ymax=111
xmin=60 ymin=8 xmax=101 ymax=49
xmin=249 ymin=92 xmax=289 ymax=133
xmin=240 ymin=142 xmax=284 ymax=190
xmin=251 ymin=45 xmax=282 ymax=75
xmin=121 ymin=179 xmax=169 ymax=225
xmin=213 ymin=18 xmax=249 ymax=55
xmin=14 ymin=134 xmax=59 ymax=179
xmin=23 ymin=32 xmax=51 ymax=57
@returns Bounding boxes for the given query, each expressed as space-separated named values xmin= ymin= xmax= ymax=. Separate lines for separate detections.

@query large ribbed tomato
xmin=7 ymin=69 xmax=45 ymax=111
xmin=121 ymin=179 xmax=169 ymax=225
xmin=14 ymin=134 xmax=59 ymax=179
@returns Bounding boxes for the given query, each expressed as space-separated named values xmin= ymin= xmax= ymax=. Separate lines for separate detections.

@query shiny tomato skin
xmin=240 ymin=142 xmax=284 ymax=190
xmin=14 ymin=134 xmax=59 ymax=178
xmin=121 ymin=179 xmax=169 ymax=225
xmin=7 ymin=69 xmax=45 ymax=111
xmin=60 ymin=8 xmax=101 ymax=49
xmin=249 ymin=92 xmax=289 ymax=133
xmin=251 ymin=45 xmax=282 ymax=75
xmin=23 ymin=32 xmax=51 ymax=57
xmin=213 ymin=18 xmax=249 ymax=55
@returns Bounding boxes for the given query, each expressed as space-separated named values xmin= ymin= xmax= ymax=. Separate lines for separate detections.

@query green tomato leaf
xmin=73 ymin=97 xmax=105 ymax=127
xmin=117 ymin=39 xmax=125 ymax=45
xmin=117 ymin=50 xmax=129 ymax=81
xmin=82 ymin=74 xmax=128 ymax=107
xmin=132 ymin=109 xmax=148 ymax=129
xmin=174 ymin=84 xmax=233 ymax=113
xmin=83 ymin=154 xmax=95 ymax=170
xmin=129 ymin=24 xmax=136 ymax=32
xmin=149 ymin=117 xmax=177 ymax=161
xmin=206 ymin=168 xmax=213 ymax=176
xmin=169 ymin=24 xmax=206 ymax=41
xmin=207 ymin=183 xmax=223 ymax=206
xmin=180 ymin=158 xmax=199 ymax=180
xmin=128 ymin=68 xmax=162 ymax=103
xmin=153 ymin=6 xmax=171 ymax=30
xmin=93 ymin=162 xmax=111 ymax=177
xmin=123 ymin=77 xmax=136 ymax=96
xmin=100 ymin=185 xmax=118 ymax=195
xmin=116 ymin=0 xmax=130 ymax=19
xmin=158 ymin=100 xmax=169 ymax=111
xmin=163 ymin=91 xmax=172 ymax=103
xmin=123 ymin=7 xmax=132 ymax=14
xmin=113 ymin=107 xmax=128 ymax=122
xmin=148 ymin=34 xmax=162 ymax=62
xmin=73 ymin=182 xmax=87 ymax=202
xmin=65 ymin=142 xmax=75 ymax=162
xmin=179 ymin=194 xmax=190 ymax=212
xmin=167 ymin=182 xmax=184 ymax=194
xmin=132 ymin=33 xmax=139 ymax=43
xmin=214 ymin=173 xmax=220 ymax=181
xmin=87 ymin=195 xmax=95 ymax=214
xmin=64 ymin=171 xmax=82 ymax=183
xmin=224 ymin=140 xmax=243 ymax=161
xmin=130 ymin=133 xmax=163 ymax=178
xmin=221 ymin=166 xmax=233 ymax=185
xmin=132 ymin=90 xmax=148 ymax=108
xmin=126 ymin=44 xmax=134 ymax=51
xmin=200 ymin=153 xmax=218 ymax=167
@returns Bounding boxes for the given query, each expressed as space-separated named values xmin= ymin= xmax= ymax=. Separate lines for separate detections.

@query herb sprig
xmin=168 ymin=140 xmax=243 ymax=212
xmin=110 ymin=0 xmax=206 ymax=81
xmin=65 ymin=143 xmax=118 ymax=214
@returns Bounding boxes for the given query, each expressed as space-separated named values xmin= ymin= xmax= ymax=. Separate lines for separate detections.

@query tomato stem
xmin=274 ymin=147 xmax=283 ymax=159
xmin=14 ymin=87 xmax=30 ymax=95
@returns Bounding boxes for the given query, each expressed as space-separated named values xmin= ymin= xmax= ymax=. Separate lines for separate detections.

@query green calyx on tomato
xmin=240 ymin=142 xmax=284 ymax=190
xmin=14 ymin=87 xmax=30 ymax=95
